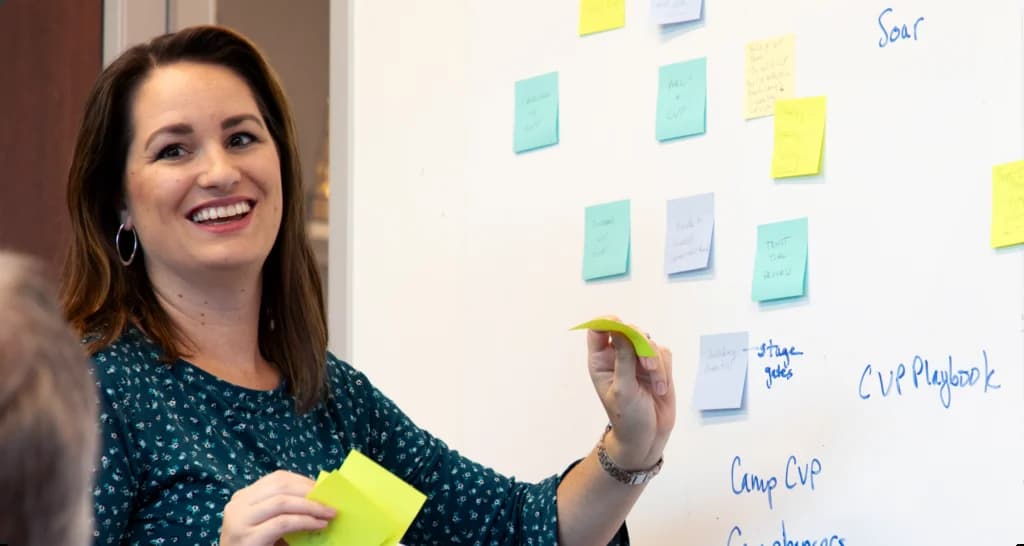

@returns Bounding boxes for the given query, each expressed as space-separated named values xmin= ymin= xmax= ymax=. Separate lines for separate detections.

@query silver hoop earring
xmin=115 ymin=223 xmax=138 ymax=267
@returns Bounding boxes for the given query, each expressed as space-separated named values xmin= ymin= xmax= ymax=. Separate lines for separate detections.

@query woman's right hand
xmin=219 ymin=469 xmax=336 ymax=546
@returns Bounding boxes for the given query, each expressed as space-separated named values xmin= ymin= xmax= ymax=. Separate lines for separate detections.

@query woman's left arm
xmin=556 ymin=321 xmax=676 ymax=546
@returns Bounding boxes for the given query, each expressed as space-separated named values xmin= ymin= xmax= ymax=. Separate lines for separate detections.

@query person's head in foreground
xmin=0 ymin=251 xmax=97 ymax=546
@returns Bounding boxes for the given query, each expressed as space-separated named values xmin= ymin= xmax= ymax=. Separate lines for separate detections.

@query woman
xmin=61 ymin=26 xmax=675 ymax=546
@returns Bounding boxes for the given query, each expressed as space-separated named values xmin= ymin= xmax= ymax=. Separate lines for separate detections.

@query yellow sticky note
xmin=579 ymin=0 xmax=625 ymax=36
xmin=991 ymin=160 xmax=1024 ymax=248
xmin=339 ymin=451 xmax=427 ymax=545
xmin=571 ymin=318 xmax=656 ymax=357
xmin=771 ymin=96 xmax=826 ymax=178
xmin=283 ymin=472 xmax=392 ymax=546
xmin=744 ymin=34 xmax=795 ymax=119
xmin=284 ymin=451 xmax=427 ymax=546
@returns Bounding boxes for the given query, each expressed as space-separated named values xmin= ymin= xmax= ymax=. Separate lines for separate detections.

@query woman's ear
xmin=120 ymin=209 xmax=133 ymax=230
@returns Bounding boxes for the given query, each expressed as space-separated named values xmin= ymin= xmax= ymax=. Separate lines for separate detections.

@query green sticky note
xmin=283 ymin=472 xmax=392 ymax=546
xmin=583 ymin=200 xmax=630 ymax=281
xmin=752 ymin=217 xmax=808 ymax=302
xmin=339 ymin=450 xmax=427 ymax=545
xmin=284 ymin=450 xmax=427 ymax=546
xmin=570 ymin=318 xmax=656 ymax=357
xmin=514 ymin=72 xmax=559 ymax=153
xmin=656 ymin=58 xmax=707 ymax=141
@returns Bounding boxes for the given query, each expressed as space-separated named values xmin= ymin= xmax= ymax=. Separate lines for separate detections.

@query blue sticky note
xmin=693 ymin=332 xmax=749 ymax=411
xmin=514 ymin=72 xmax=559 ymax=153
xmin=752 ymin=218 xmax=809 ymax=302
xmin=651 ymin=0 xmax=703 ymax=25
xmin=665 ymin=193 xmax=714 ymax=275
xmin=656 ymin=58 xmax=707 ymax=141
xmin=583 ymin=200 xmax=630 ymax=281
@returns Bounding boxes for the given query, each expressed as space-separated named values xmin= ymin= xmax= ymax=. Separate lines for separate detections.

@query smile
xmin=189 ymin=200 xmax=254 ymax=224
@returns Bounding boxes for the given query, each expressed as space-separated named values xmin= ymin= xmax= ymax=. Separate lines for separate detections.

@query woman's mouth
xmin=189 ymin=201 xmax=254 ymax=225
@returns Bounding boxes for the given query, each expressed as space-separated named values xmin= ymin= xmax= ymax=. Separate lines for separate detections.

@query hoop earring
xmin=115 ymin=223 xmax=138 ymax=267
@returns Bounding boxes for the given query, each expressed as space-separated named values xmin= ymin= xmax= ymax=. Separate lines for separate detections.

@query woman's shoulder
xmin=88 ymin=327 xmax=164 ymax=392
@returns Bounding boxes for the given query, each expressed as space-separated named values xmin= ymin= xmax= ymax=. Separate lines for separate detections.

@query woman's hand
xmin=219 ymin=470 xmax=336 ymax=546
xmin=587 ymin=317 xmax=676 ymax=470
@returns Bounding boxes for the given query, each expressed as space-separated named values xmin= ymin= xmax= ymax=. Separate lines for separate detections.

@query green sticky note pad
xmin=571 ymin=318 xmax=656 ymax=357
xmin=583 ymin=200 xmax=630 ymax=281
xmin=656 ymin=57 xmax=707 ymax=142
xmin=752 ymin=217 xmax=809 ymax=302
xmin=514 ymin=72 xmax=559 ymax=153
xmin=338 ymin=450 xmax=427 ymax=544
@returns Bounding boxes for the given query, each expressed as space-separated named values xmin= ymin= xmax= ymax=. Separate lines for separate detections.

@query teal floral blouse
xmin=89 ymin=329 xmax=628 ymax=545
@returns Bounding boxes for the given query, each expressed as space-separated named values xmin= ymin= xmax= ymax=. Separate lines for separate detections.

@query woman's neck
xmin=147 ymin=264 xmax=279 ymax=389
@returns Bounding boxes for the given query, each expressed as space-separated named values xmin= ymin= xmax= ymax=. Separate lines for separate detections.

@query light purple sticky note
xmin=665 ymin=193 xmax=714 ymax=275
xmin=651 ymin=0 xmax=703 ymax=25
xmin=693 ymin=332 xmax=749 ymax=411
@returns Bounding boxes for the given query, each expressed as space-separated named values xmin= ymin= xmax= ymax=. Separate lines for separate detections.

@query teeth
xmin=191 ymin=201 xmax=252 ymax=223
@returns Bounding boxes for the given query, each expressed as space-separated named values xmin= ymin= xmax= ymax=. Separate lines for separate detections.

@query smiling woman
xmin=61 ymin=25 xmax=673 ymax=546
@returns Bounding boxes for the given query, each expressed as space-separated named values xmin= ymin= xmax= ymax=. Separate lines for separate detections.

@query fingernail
xmin=656 ymin=381 xmax=668 ymax=396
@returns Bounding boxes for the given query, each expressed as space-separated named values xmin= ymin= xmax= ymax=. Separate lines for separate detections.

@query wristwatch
xmin=596 ymin=424 xmax=664 ymax=485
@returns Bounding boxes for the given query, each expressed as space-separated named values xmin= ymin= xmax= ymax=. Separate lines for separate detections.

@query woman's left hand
xmin=587 ymin=317 xmax=676 ymax=470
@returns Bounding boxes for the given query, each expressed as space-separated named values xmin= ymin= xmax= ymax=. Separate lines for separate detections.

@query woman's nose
xmin=197 ymin=146 xmax=240 ymax=190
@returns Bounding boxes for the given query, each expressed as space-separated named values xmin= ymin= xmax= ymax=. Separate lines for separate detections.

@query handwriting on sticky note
xmin=514 ymin=72 xmax=559 ymax=153
xmin=693 ymin=332 xmax=749 ymax=410
xmin=991 ymin=160 xmax=1024 ymax=248
xmin=656 ymin=58 xmax=707 ymax=141
xmin=665 ymin=193 xmax=714 ymax=275
xmin=571 ymin=318 xmax=655 ymax=357
xmin=579 ymin=0 xmax=625 ymax=36
xmin=651 ymin=0 xmax=702 ymax=25
xmin=583 ymin=200 xmax=630 ymax=280
xmin=752 ymin=218 xmax=808 ymax=302
xmin=771 ymin=96 xmax=826 ymax=178
xmin=745 ymin=35 xmax=795 ymax=120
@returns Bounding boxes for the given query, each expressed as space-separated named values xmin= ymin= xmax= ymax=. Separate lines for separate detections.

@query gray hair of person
xmin=0 ymin=251 xmax=98 ymax=546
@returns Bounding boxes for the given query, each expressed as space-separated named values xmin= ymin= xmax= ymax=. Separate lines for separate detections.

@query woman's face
xmin=123 ymin=61 xmax=283 ymax=281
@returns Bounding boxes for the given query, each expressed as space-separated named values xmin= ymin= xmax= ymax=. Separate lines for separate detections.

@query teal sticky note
xmin=514 ymin=72 xmax=559 ymax=153
xmin=583 ymin=200 xmax=630 ymax=281
xmin=752 ymin=217 xmax=808 ymax=302
xmin=656 ymin=57 xmax=707 ymax=141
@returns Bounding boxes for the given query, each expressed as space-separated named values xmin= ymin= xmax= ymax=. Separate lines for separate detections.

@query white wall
xmin=336 ymin=0 xmax=1024 ymax=544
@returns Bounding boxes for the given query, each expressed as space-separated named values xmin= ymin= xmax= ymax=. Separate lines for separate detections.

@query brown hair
xmin=59 ymin=26 xmax=327 ymax=412
xmin=0 ymin=251 xmax=97 ymax=546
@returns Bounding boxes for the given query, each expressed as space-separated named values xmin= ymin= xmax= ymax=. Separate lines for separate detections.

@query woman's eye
xmin=228 ymin=132 xmax=257 ymax=148
xmin=155 ymin=144 xmax=186 ymax=160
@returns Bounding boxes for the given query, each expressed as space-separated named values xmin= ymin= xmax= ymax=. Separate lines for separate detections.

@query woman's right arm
xmin=91 ymin=372 xmax=140 ymax=545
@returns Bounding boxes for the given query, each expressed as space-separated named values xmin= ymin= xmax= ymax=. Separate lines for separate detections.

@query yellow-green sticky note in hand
xmin=338 ymin=450 xmax=427 ymax=546
xmin=571 ymin=318 xmax=656 ymax=357
xmin=283 ymin=470 xmax=392 ymax=546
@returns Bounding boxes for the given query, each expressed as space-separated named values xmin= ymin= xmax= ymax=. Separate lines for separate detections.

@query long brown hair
xmin=60 ymin=26 xmax=327 ymax=412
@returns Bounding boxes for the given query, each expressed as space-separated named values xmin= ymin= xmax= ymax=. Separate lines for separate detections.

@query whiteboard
xmin=338 ymin=0 xmax=1024 ymax=543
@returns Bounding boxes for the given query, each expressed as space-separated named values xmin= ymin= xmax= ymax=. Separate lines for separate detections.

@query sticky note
xmin=284 ymin=450 xmax=427 ymax=546
xmin=656 ymin=58 xmax=707 ymax=142
xmin=693 ymin=332 xmax=749 ymax=410
xmin=665 ymin=193 xmax=714 ymax=274
xmin=579 ymin=0 xmax=625 ymax=36
xmin=752 ymin=217 xmax=808 ymax=302
xmin=571 ymin=318 xmax=656 ymax=357
xmin=582 ymin=200 xmax=630 ymax=281
xmin=338 ymin=451 xmax=426 ymax=545
xmin=745 ymin=35 xmax=796 ymax=120
xmin=514 ymin=72 xmax=559 ymax=153
xmin=771 ymin=96 xmax=826 ymax=178
xmin=991 ymin=160 xmax=1024 ymax=248
xmin=651 ymin=0 xmax=703 ymax=24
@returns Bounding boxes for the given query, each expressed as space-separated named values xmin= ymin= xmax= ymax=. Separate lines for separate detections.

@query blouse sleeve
xmin=90 ymin=360 xmax=141 ymax=546
xmin=329 ymin=356 xmax=630 ymax=546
